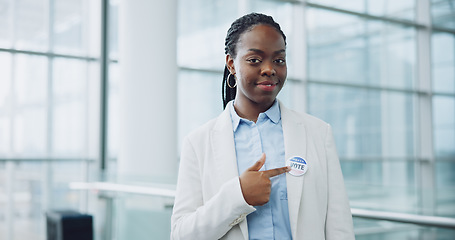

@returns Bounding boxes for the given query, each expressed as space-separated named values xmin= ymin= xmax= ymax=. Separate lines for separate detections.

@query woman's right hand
xmin=239 ymin=153 xmax=290 ymax=206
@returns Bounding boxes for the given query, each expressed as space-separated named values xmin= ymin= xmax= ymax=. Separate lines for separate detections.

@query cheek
xmin=237 ymin=76 xmax=251 ymax=91
xmin=236 ymin=70 xmax=253 ymax=86
xmin=233 ymin=64 xmax=245 ymax=82
xmin=279 ymin=66 xmax=287 ymax=79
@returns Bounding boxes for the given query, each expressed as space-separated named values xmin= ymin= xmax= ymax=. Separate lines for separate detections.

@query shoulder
xmin=184 ymin=107 xmax=231 ymax=142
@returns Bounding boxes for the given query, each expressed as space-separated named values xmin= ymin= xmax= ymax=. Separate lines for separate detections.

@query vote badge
xmin=286 ymin=156 xmax=308 ymax=176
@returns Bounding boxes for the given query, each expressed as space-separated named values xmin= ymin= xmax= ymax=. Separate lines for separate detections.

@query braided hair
xmin=222 ymin=13 xmax=287 ymax=109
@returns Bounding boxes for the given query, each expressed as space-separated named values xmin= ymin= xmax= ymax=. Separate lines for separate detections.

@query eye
xmin=275 ymin=58 xmax=286 ymax=64
xmin=247 ymin=58 xmax=262 ymax=64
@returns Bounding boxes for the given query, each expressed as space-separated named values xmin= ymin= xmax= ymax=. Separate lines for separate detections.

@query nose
xmin=261 ymin=61 xmax=276 ymax=77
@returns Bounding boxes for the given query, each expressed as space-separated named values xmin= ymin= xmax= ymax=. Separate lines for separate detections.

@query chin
xmin=254 ymin=96 xmax=278 ymax=106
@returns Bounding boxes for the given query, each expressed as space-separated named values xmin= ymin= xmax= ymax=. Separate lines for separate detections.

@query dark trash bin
xmin=46 ymin=210 xmax=93 ymax=240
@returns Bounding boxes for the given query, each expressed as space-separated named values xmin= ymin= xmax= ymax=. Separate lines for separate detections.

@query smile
xmin=256 ymin=81 xmax=278 ymax=91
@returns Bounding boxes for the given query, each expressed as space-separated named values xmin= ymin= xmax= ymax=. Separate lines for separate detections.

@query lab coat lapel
xmin=211 ymin=104 xmax=239 ymax=187
xmin=210 ymin=103 xmax=249 ymax=240
xmin=281 ymin=102 xmax=307 ymax=239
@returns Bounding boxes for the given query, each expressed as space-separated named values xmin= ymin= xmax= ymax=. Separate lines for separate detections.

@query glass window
xmin=343 ymin=160 xmax=418 ymax=213
xmin=432 ymin=32 xmax=455 ymax=93
xmin=53 ymin=58 xmax=86 ymax=98
xmin=86 ymin=61 xmax=100 ymax=158
xmin=177 ymin=0 xmax=237 ymax=70
xmin=108 ymin=62 xmax=120 ymax=159
xmin=5 ymin=161 xmax=87 ymax=239
xmin=308 ymin=0 xmax=415 ymax=20
xmin=15 ymin=0 xmax=48 ymax=51
xmin=54 ymin=0 xmax=100 ymax=56
xmin=13 ymin=54 xmax=48 ymax=156
xmin=0 ymin=0 xmax=100 ymax=239
xmin=13 ymin=109 xmax=47 ymax=156
xmin=277 ymin=79 xmax=306 ymax=112
xmin=436 ymin=161 xmax=455 ymax=217
xmin=353 ymin=218 xmax=455 ymax=239
xmin=433 ymin=96 xmax=455 ymax=218
xmin=308 ymin=83 xmax=417 ymax=212
xmin=0 ymin=0 xmax=13 ymax=48
xmin=177 ymin=70 xmax=223 ymax=147
xmin=308 ymin=84 xmax=415 ymax=158
xmin=431 ymin=0 xmax=455 ymax=30
xmin=109 ymin=0 xmax=119 ymax=59
xmin=0 ymin=118 xmax=10 ymax=154
xmin=52 ymin=100 xmax=86 ymax=156
xmin=107 ymin=0 xmax=119 ymax=161
xmin=15 ymin=54 xmax=48 ymax=105
xmin=433 ymin=96 xmax=455 ymax=158
xmin=52 ymin=58 xmax=90 ymax=156
xmin=0 ymin=52 xmax=12 ymax=155
xmin=307 ymin=8 xmax=416 ymax=89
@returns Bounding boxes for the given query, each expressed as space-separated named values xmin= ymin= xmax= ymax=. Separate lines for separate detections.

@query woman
xmin=171 ymin=13 xmax=354 ymax=240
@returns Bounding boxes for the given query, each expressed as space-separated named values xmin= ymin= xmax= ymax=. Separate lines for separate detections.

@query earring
xmin=227 ymin=73 xmax=237 ymax=88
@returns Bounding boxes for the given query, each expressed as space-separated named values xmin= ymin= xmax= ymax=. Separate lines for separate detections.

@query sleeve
xmin=324 ymin=124 xmax=355 ymax=240
xmin=170 ymin=137 xmax=256 ymax=240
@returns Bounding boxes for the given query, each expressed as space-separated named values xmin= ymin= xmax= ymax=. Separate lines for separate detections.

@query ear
xmin=226 ymin=54 xmax=235 ymax=74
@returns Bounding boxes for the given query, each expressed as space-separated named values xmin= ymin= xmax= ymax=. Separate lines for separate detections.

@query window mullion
xmin=415 ymin=0 xmax=435 ymax=217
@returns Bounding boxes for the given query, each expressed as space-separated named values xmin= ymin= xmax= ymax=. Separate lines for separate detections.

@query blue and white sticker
xmin=286 ymin=156 xmax=308 ymax=176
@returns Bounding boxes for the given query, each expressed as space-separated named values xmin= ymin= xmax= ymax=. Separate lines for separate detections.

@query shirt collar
xmin=263 ymin=100 xmax=281 ymax=124
xmin=229 ymin=100 xmax=281 ymax=132
xmin=229 ymin=101 xmax=242 ymax=132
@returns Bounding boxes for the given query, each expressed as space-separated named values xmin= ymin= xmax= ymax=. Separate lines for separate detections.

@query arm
xmin=170 ymin=137 xmax=255 ymax=240
xmin=324 ymin=124 xmax=355 ymax=240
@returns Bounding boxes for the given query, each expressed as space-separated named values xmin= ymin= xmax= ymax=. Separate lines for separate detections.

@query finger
xmin=262 ymin=166 xmax=291 ymax=178
xmin=246 ymin=153 xmax=266 ymax=172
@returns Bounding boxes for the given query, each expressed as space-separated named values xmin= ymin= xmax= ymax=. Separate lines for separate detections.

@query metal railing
xmin=351 ymin=208 xmax=455 ymax=229
xmin=0 ymin=158 xmax=95 ymax=162
xmin=70 ymin=181 xmax=455 ymax=229
xmin=69 ymin=181 xmax=176 ymax=198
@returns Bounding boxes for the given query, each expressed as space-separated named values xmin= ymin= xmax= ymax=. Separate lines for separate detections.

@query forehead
xmin=237 ymin=24 xmax=286 ymax=52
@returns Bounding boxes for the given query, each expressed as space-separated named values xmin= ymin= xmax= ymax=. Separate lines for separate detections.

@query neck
xmin=233 ymin=99 xmax=275 ymax=123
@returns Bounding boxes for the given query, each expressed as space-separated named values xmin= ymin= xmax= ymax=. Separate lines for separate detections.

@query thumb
xmin=246 ymin=153 xmax=266 ymax=172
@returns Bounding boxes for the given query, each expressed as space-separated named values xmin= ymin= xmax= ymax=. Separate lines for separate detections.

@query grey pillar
xmin=118 ymin=0 xmax=178 ymax=182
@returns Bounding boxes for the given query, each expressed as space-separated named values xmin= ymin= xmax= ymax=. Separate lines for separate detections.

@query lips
xmin=256 ymin=81 xmax=278 ymax=91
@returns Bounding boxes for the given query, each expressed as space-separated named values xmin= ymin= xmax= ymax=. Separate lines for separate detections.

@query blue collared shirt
xmin=230 ymin=100 xmax=292 ymax=240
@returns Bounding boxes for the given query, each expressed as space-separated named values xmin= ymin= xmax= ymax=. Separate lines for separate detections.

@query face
xmin=227 ymin=24 xmax=287 ymax=110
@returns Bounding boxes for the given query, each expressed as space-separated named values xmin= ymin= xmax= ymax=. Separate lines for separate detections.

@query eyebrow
xmin=247 ymin=48 xmax=286 ymax=54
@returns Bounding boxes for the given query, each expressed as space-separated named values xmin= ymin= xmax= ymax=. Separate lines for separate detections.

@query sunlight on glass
xmin=0 ymin=0 xmax=13 ymax=47
xmin=432 ymin=32 xmax=455 ymax=93
xmin=15 ymin=0 xmax=48 ymax=51
xmin=52 ymin=58 xmax=88 ymax=156
xmin=0 ymin=53 xmax=12 ymax=107
xmin=308 ymin=0 xmax=415 ymax=20
xmin=306 ymin=8 xmax=415 ymax=89
xmin=433 ymin=96 xmax=455 ymax=157
xmin=15 ymin=54 xmax=48 ymax=105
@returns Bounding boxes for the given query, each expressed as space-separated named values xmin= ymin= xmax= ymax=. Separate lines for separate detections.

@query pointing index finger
xmin=262 ymin=166 xmax=291 ymax=178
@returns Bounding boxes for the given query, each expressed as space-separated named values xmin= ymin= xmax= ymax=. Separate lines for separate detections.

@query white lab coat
xmin=171 ymin=101 xmax=355 ymax=240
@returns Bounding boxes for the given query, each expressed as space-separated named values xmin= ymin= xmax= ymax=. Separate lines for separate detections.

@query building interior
xmin=0 ymin=0 xmax=454 ymax=239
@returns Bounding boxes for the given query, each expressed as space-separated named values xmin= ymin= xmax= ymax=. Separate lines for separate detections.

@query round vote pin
xmin=286 ymin=156 xmax=308 ymax=176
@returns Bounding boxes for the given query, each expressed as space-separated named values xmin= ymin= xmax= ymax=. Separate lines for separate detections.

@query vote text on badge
xmin=286 ymin=156 xmax=308 ymax=176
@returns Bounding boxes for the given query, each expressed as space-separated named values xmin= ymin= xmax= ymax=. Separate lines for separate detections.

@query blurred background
xmin=0 ymin=0 xmax=454 ymax=239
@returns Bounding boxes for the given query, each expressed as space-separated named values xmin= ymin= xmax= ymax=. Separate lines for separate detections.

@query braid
xmin=222 ymin=66 xmax=237 ymax=108
xmin=222 ymin=12 xmax=286 ymax=109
